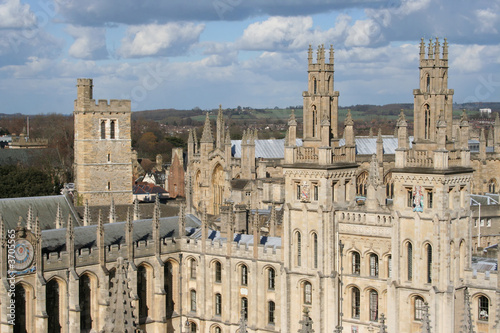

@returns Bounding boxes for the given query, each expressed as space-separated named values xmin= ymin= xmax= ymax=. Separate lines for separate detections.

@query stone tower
xmin=413 ymin=38 xmax=454 ymax=150
xmin=302 ymin=44 xmax=339 ymax=148
xmin=74 ymin=78 xmax=133 ymax=206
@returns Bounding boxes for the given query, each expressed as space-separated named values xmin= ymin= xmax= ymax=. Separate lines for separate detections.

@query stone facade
xmin=73 ymin=79 xmax=133 ymax=206
xmin=2 ymin=40 xmax=500 ymax=333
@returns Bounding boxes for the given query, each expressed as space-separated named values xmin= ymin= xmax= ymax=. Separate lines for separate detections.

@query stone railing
xmin=296 ymin=147 xmax=318 ymax=163
xmin=406 ymin=149 xmax=433 ymax=167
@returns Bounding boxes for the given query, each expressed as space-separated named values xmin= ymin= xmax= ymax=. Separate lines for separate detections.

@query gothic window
xmin=190 ymin=322 xmax=197 ymax=332
xmin=384 ymin=173 xmax=394 ymax=199
xmin=414 ymin=296 xmax=424 ymax=321
xmin=352 ymin=251 xmax=360 ymax=275
xmin=424 ymin=104 xmax=431 ymax=140
xmin=137 ymin=266 xmax=149 ymax=321
xmin=296 ymin=183 xmax=301 ymax=200
xmin=213 ymin=326 xmax=221 ymax=333
xmin=214 ymin=261 xmax=222 ymax=283
xmin=296 ymin=231 xmax=302 ymax=266
xmin=190 ymin=290 xmax=197 ymax=312
xmin=313 ymin=233 xmax=318 ymax=269
xmin=313 ymin=184 xmax=319 ymax=201
xmin=356 ymin=171 xmax=368 ymax=197
xmin=47 ymin=279 xmax=61 ymax=333
xmin=369 ymin=290 xmax=378 ymax=321
xmin=303 ymin=281 xmax=312 ymax=305
xmin=426 ymin=189 xmax=433 ymax=208
xmin=407 ymin=188 xmax=413 ymax=208
xmin=369 ymin=254 xmax=379 ymax=277
xmin=268 ymin=301 xmax=275 ymax=324
xmin=241 ymin=264 xmax=248 ymax=286
xmin=387 ymin=255 xmax=392 ymax=278
xmin=426 ymin=74 xmax=430 ymax=92
xmin=110 ymin=120 xmax=115 ymax=139
xmin=407 ymin=242 xmax=413 ymax=281
xmin=79 ymin=274 xmax=93 ymax=332
xmin=100 ymin=120 xmax=106 ymax=139
xmin=268 ymin=267 xmax=275 ymax=290
xmin=14 ymin=284 xmax=27 ymax=333
xmin=478 ymin=296 xmax=489 ymax=321
xmin=426 ymin=244 xmax=432 ymax=283
xmin=488 ymin=179 xmax=497 ymax=193
xmin=312 ymin=105 xmax=317 ymax=137
xmin=351 ymin=287 xmax=360 ymax=319
xmin=164 ymin=261 xmax=174 ymax=317
xmin=241 ymin=297 xmax=248 ymax=319
xmin=190 ymin=258 xmax=196 ymax=279
xmin=215 ymin=293 xmax=222 ymax=316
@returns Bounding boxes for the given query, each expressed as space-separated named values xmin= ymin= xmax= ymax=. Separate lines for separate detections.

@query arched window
xmin=369 ymin=290 xmax=378 ymax=321
xmin=356 ymin=171 xmax=368 ymax=197
xmin=110 ymin=120 xmax=115 ymax=139
xmin=215 ymin=261 xmax=222 ymax=283
xmin=352 ymin=287 xmax=360 ymax=319
xmin=478 ymin=296 xmax=489 ymax=321
xmin=296 ymin=231 xmax=302 ymax=266
xmin=190 ymin=290 xmax=197 ymax=312
xmin=213 ymin=326 xmax=222 ymax=333
xmin=384 ymin=173 xmax=394 ymax=199
xmin=426 ymin=244 xmax=432 ymax=283
xmin=369 ymin=254 xmax=379 ymax=277
xmin=164 ymin=261 xmax=174 ymax=317
xmin=424 ymin=104 xmax=431 ymax=140
xmin=190 ymin=322 xmax=197 ymax=332
xmin=190 ymin=258 xmax=196 ymax=279
xmin=426 ymin=74 xmax=430 ymax=92
xmin=313 ymin=77 xmax=317 ymax=94
xmin=312 ymin=233 xmax=318 ymax=269
xmin=352 ymin=251 xmax=360 ymax=275
xmin=215 ymin=293 xmax=222 ymax=316
xmin=268 ymin=301 xmax=276 ymax=324
xmin=79 ymin=274 xmax=93 ymax=332
xmin=241 ymin=297 xmax=248 ymax=320
xmin=387 ymin=255 xmax=392 ymax=278
xmin=407 ymin=242 xmax=413 ymax=281
xmin=15 ymin=284 xmax=27 ymax=333
xmin=303 ymin=282 xmax=312 ymax=304
xmin=47 ymin=280 xmax=61 ymax=333
xmin=100 ymin=120 xmax=106 ymax=139
xmin=414 ymin=296 xmax=425 ymax=321
xmin=312 ymin=105 xmax=317 ymax=137
xmin=268 ymin=267 xmax=275 ymax=290
xmin=137 ymin=266 xmax=148 ymax=320
xmin=488 ymin=179 xmax=497 ymax=193
xmin=241 ymin=264 xmax=248 ymax=286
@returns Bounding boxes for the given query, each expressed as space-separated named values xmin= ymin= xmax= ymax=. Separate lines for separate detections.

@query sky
xmin=0 ymin=0 xmax=499 ymax=115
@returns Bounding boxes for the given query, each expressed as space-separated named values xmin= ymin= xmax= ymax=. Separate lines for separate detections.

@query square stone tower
xmin=73 ymin=78 xmax=133 ymax=206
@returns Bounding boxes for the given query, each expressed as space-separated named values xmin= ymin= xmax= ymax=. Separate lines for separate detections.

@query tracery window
xmin=369 ymin=290 xmax=378 ymax=321
xmin=241 ymin=264 xmax=248 ymax=286
xmin=478 ymin=296 xmax=489 ymax=321
xmin=414 ymin=296 xmax=425 ymax=321
xmin=369 ymin=254 xmax=379 ymax=277
xmin=352 ymin=287 xmax=360 ymax=319
xmin=215 ymin=261 xmax=222 ymax=283
xmin=47 ymin=280 xmax=61 ymax=333
xmin=79 ymin=274 xmax=93 ymax=332
xmin=352 ymin=251 xmax=361 ymax=275
xmin=268 ymin=267 xmax=275 ymax=290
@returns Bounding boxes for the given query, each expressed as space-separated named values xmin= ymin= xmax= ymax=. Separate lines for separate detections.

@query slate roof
xmin=0 ymin=195 xmax=80 ymax=230
xmin=231 ymin=139 xmax=302 ymax=158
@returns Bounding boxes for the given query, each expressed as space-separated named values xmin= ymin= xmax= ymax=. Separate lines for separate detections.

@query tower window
xmin=369 ymin=254 xmax=379 ymax=277
xmin=241 ymin=297 xmax=248 ymax=320
xmin=303 ymin=282 xmax=312 ymax=304
xmin=137 ymin=267 xmax=148 ymax=320
xmin=214 ymin=261 xmax=222 ymax=283
xmin=241 ymin=264 xmax=248 ymax=286
xmin=352 ymin=251 xmax=360 ymax=275
xmin=313 ymin=233 xmax=318 ymax=269
xmin=478 ymin=296 xmax=489 ymax=321
xmin=215 ymin=293 xmax=222 ymax=316
xmin=414 ymin=296 xmax=424 ymax=321
xmin=424 ymin=104 xmax=431 ymax=140
xmin=110 ymin=120 xmax=115 ymax=139
xmin=426 ymin=74 xmax=430 ymax=92
xmin=107 ymin=182 xmax=111 ymax=190
xmin=313 ymin=77 xmax=317 ymax=94
xmin=313 ymin=184 xmax=319 ymax=201
xmin=100 ymin=120 xmax=106 ymax=139
xmin=107 ymin=153 xmax=111 ymax=162
xmin=296 ymin=231 xmax=302 ymax=267
xmin=426 ymin=244 xmax=432 ymax=283
xmin=268 ymin=267 xmax=275 ymax=290
xmin=190 ymin=258 xmax=196 ymax=279
xmin=369 ymin=290 xmax=378 ymax=321
xmin=352 ymin=287 xmax=360 ymax=319
xmin=190 ymin=290 xmax=197 ymax=312
xmin=407 ymin=242 xmax=413 ymax=281
xmin=407 ymin=188 xmax=413 ymax=208
xmin=426 ymin=189 xmax=433 ymax=208
xmin=268 ymin=301 xmax=275 ymax=324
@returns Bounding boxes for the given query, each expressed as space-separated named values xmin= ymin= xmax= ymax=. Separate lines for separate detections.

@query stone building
xmin=2 ymin=39 xmax=500 ymax=333
xmin=73 ymin=78 xmax=133 ymax=206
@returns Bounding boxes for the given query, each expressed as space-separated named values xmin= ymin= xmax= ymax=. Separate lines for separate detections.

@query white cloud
xmin=0 ymin=0 xmax=36 ymax=29
xmin=345 ymin=19 xmax=381 ymax=47
xmin=67 ymin=25 xmax=108 ymax=60
xmin=451 ymin=45 xmax=486 ymax=73
xmin=474 ymin=9 xmax=499 ymax=33
xmin=118 ymin=22 xmax=205 ymax=58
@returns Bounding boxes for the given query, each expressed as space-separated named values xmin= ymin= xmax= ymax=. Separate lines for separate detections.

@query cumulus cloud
xmin=0 ymin=0 xmax=36 ymax=29
xmin=67 ymin=25 xmax=108 ymax=60
xmin=474 ymin=9 xmax=499 ymax=34
xmin=118 ymin=22 xmax=205 ymax=58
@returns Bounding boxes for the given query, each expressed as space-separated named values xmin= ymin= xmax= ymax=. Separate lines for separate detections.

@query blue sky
xmin=0 ymin=0 xmax=499 ymax=114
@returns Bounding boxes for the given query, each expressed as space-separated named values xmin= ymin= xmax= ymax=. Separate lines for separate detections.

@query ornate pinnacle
xmin=345 ymin=109 xmax=354 ymax=126
xmin=200 ymin=112 xmax=214 ymax=143
xmin=397 ymin=110 xmax=407 ymax=127
xmin=298 ymin=307 xmax=314 ymax=333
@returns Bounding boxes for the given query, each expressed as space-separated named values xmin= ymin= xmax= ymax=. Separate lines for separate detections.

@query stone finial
xmin=66 ymin=215 xmax=74 ymax=243
xmin=225 ymin=129 xmax=231 ymax=145
xmin=377 ymin=128 xmax=382 ymax=142
xmin=298 ymin=307 xmax=314 ymax=333
xmin=378 ymin=313 xmax=387 ymax=333
xmin=428 ymin=38 xmax=434 ymax=58
xmin=419 ymin=37 xmax=425 ymax=55
xmin=133 ymin=199 xmax=140 ymax=221
xmin=55 ymin=203 xmax=63 ymax=229
xmin=200 ymin=112 xmax=214 ymax=143
xmin=187 ymin=128 xmax=194 ymax=143
xmin=397 ymin=110 xmax=407 ymax=127
xmin=345 ymin=109 xmax=354 ymax=126
xmin=97 ymin=210 xmax=104 ymax=237
xmin=443 ymin=38 xmax=448 ymax=59
xmin=368 ymin=154 xmax=380 ymax=186
xmin=26 ymin=204 xmax=34 ymax=230
xmin=238 ymin=308 xmax=248 ymax=333
xmin=369 ymin=127 xmax=373 ymax=137
xmin=103 ymin=257 xmax=138 ymax=333
xmin=329 ymin=44 xmax=334 ymax=64
xmin=83 ymin=199 xmax=91 ymax=226
xmin=434 ymin=37 xmax=440 ymax=60
xmin=460 ymin=110 xmax=469 ymax=125
xmin=288 ymin=109 xmax=297 ymax=126
xmin=109 ymin=198 xmax=116 ymax=224
xmin=308 ymin=44 xmax=313 ymax=64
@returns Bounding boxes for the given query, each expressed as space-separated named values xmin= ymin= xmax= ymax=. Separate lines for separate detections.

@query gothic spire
xmin=345 ymin=109 xmax=354 ymax=126
xmin=201 ymin=112 xmax=214 ymax=143
xmin=26 ymin=204 xmax=34 ymax=230
xmin=397 ymin=110 xmax=407 ymax=127
xmin=428 ymin=38 xmax=434 ymax=58
xmin=83 ymin=199 xmax=91 ymax=226
xmin=443 ymin=38 xmax=448 ymax=59
xmin=133 ymin=198 xmax=141 ymax=221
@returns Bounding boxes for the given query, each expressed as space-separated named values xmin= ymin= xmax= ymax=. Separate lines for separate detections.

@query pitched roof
xmin=231 ymin=138 xmax=302 ymax=158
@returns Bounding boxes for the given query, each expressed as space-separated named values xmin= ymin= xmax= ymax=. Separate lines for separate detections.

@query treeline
xmin=0 ymin=165 xmax=61 ymax=198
